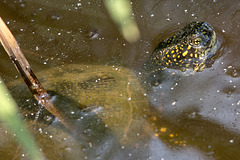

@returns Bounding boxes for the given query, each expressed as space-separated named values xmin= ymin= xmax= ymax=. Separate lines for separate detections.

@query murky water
xmin=0 ymin=0 xmax=240 ymax=159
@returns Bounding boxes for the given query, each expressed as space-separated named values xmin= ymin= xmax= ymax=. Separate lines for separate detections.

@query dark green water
xmin=0 ymin=0 xmax=240 ymax=159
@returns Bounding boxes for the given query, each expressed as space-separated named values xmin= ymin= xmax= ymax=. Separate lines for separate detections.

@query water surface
xmin=0 ymin=0 xmax=240 ymax=159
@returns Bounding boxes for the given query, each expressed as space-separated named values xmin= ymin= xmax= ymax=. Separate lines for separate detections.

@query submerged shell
xmin=11 ymin=64 xmax=152 ymax=145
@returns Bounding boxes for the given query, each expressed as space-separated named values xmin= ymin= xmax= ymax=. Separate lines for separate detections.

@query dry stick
xmin=0 ymin=17 xmax=76 ymax=134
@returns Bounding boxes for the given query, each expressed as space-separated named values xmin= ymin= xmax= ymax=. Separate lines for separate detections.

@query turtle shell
xmin=10 ymin=64 xmax=153 ymax=145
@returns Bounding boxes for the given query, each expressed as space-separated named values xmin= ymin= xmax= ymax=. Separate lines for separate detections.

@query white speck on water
xmin=58 ymin=32 xmax=61 ymax=35
xmin=191 ymin=13 xmax=195 ymax=16
xmin=166 ymin=14 xmax=171 ymax=21
xmin=144 ymin=93 xmax=147 ymax=96
xmin=150 ymin=14 xmax=154 ymax=17
xmin=38 ymin=128 xmax=43 ymax=133
xmin=184 ymin=9 xmax=188 ymax=13
xmin=129 ymin=153 xmax=132 ymax=157
xmin=128 ymin=98 xmax=132 ymax=101
xmin=230 ymin=139 xmax=234 ymax=143
xmin=237 ymin=101 xmax=240 ymax=105
xmin=222 ymin=29 xmax=225 ymax=33
xmin=121 ymin=146 xmax=125 ymax=149
xmin=35 ymin=46 xmax=39 ymax=50
xmin=21 ymin=154 xmax=25 ymax=157
xmin=213 ymin=107 xmax=217 ymax=110
xmin=71 ymin=111 xmax=75 ymax=114
xmin=172 ymin=101 xmax=176 ymax=105
xmin=49 ymin=135 xmax=53 ymax=138
xmin=65 ymin=148 xmax=72 ymax=151
xmin=217 ymin=90 xmax=220 ymax=93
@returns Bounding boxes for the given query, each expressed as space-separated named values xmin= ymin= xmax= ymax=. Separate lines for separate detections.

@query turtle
xmin=8 ymin=21 xmax=217 ymax=159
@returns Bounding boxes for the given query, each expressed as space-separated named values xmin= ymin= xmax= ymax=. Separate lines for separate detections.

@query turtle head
xmin=184 ymin=22 xmax=217 ymax=71
xmin=151 ymin=22 xmax=217 ymax=72
xmin=186 ymin=22 xmax=216 ymax=50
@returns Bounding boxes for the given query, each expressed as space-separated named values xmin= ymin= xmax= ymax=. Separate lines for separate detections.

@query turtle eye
xmin=194 ymin=38 xmax=202 ymax=45
xmin=188 ymin=37 xmax=202 ymax=47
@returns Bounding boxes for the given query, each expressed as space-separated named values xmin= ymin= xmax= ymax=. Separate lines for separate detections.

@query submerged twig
xmin=0 ymin=17 xmax=76 ymax=134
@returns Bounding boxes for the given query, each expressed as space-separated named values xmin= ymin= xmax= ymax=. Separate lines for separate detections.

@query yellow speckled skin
xmin=141 ymin=22 xmax=217 ymax=85
xmin=152 ymin=22 xmax=216 ymax=71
